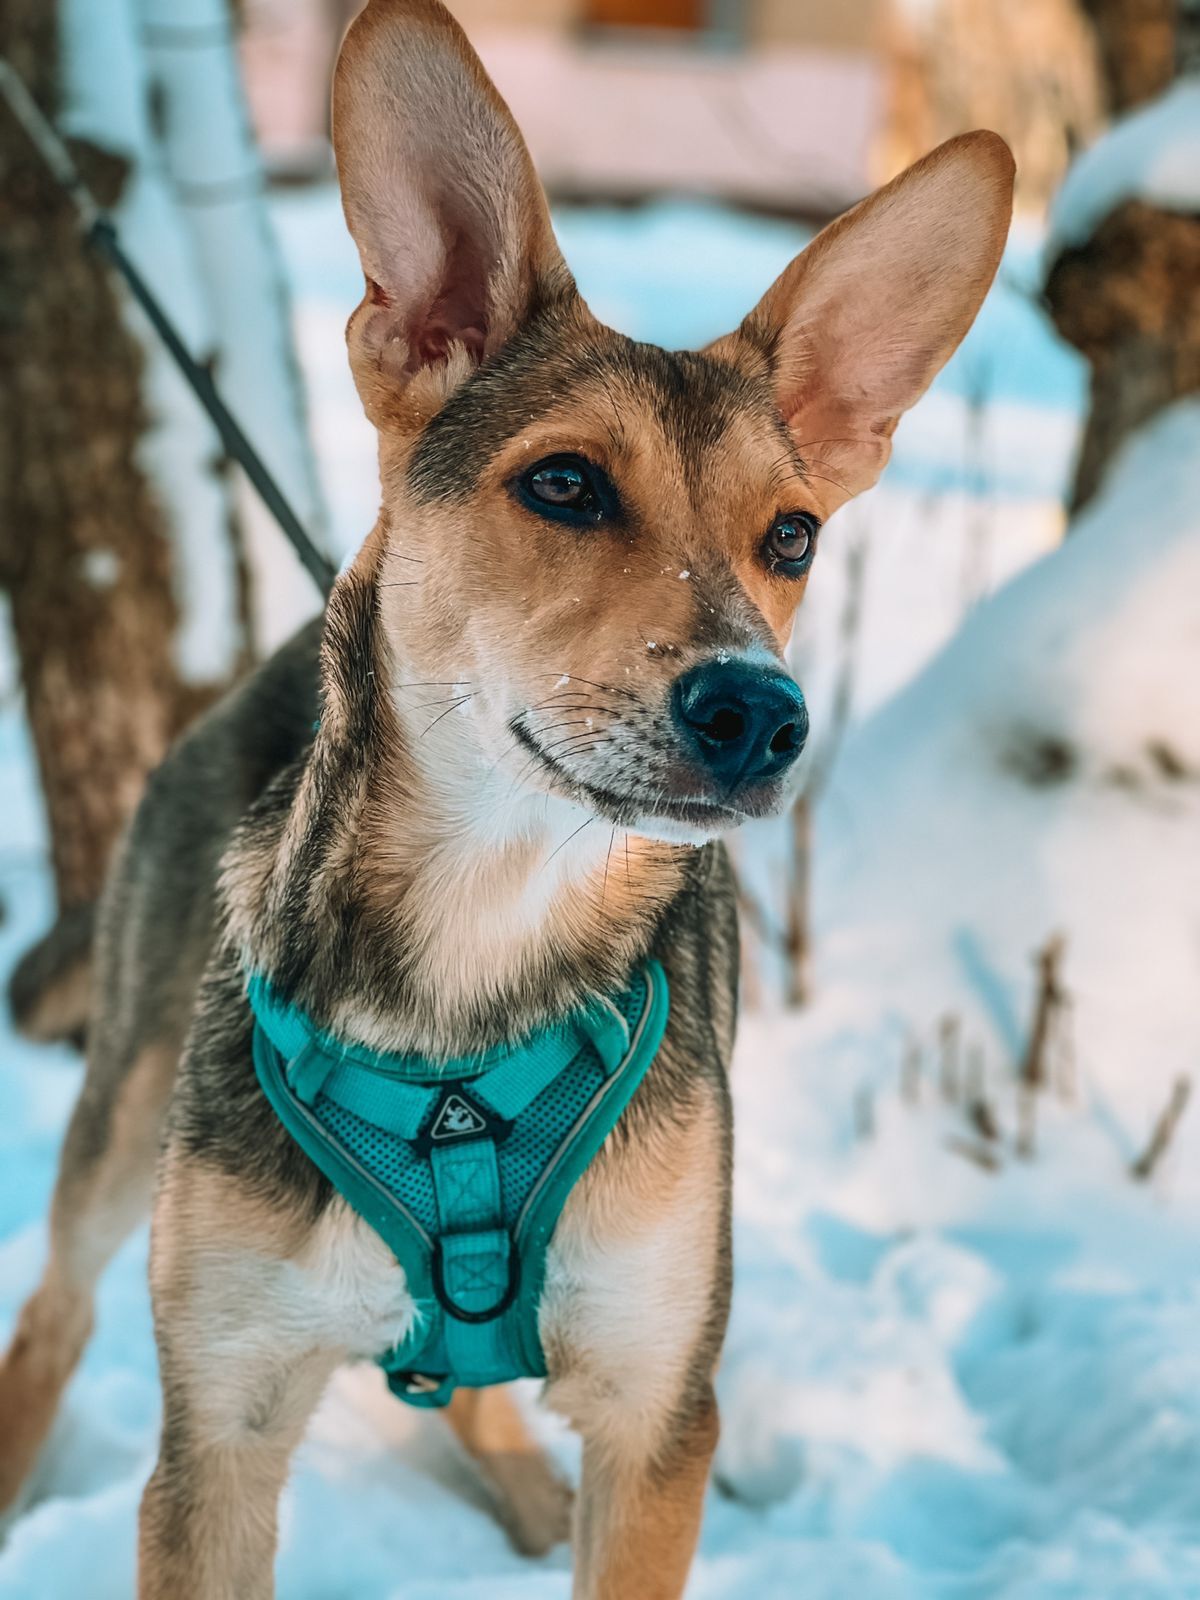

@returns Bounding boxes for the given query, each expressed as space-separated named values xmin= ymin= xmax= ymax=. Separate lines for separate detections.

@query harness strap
xmin=249 ymin=979 xmax=636 ymax=1138
xmin=248 ymin=962 xmax=671 ymax=1408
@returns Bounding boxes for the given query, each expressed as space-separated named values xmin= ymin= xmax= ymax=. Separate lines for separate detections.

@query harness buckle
xmin=399 ymin=1372 xmax=444 ymax=1396
xmin=384 ymin=1367 xmax=456 ymax=1409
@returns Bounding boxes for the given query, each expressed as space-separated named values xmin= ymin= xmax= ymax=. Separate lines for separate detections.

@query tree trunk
xmin=881 ymin=0 xmax=1102 ymax=209
xmin=1047 ymin=8 xmax=1200 ymax=511
xmin=1079 ymin=0 xmax=1176 ymax=112
xmin=1045 ymin=202 xmax=1200 ymax=510
xmin=0 ymin=2 xmax=189 ymax=910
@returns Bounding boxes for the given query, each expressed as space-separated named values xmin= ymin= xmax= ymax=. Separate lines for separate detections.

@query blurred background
xmin=1 ymin=2 xmax=1198 ymax=1596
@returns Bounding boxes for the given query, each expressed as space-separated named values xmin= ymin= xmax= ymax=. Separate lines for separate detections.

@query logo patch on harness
xmin=429 ymin=1092 xmax=487 ymax=1142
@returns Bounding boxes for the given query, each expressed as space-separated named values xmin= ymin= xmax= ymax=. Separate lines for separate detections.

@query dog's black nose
xmin=672 ymin=660 xmax=808 ymax=787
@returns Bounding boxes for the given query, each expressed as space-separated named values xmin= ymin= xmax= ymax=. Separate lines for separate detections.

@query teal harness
xmin=248 ymin=962 xmax=669 ymax=1408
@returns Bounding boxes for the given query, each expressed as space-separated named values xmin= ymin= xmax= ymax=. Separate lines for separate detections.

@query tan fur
xmin=139 ymin=1336 xmax=340 ymax=1600
xmin=573 ymin=1393 xmax=719 ymax=1600
xmin=543 ymin=1088 xmax=726 ymax=1507
xmin=444 ymin=1386 xmax=573 ymax=1556
xmin=58 ymin=1041 xmax=178 ymax=1279
xmin=0 ymin=1261 xmax=92 ymax=1513
xmin=139 ymin=1159 xmax=413 ymax=1598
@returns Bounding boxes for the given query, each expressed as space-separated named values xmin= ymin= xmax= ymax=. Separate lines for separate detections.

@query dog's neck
xmin=226 ymin=564 xmax=689 ymax=1060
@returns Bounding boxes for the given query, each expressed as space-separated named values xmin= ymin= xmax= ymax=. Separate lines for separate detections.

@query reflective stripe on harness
xmin=248 ymin=962 xmax=670 ymax=1408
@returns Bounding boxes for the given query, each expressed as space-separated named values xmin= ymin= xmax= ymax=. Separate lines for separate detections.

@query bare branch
xmin=939 ymin=1014 xmax=962 ymax=1104
xmin=1131 ymin=1076 xmax=1193 ymax=1180
xmin=901 ymin=1037 xmax=923 ymax=1105
xmin=1020 ymin=934 xmax=1068 ymax=1091
xmin=946 ymin=1135 xmax=1003 ymax=1174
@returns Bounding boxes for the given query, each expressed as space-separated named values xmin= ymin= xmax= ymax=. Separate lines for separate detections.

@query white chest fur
xmin=284 ymin=1200 xmax=421 ymax=1361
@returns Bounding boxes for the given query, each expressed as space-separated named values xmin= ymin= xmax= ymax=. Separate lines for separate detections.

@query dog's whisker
xmin=411 ymin=693 xmax=481 ymax=709
xmin=523 ymin=700 xmax=619 ymax=718
xmin=601 ymin=826 xmax=617 ymax=911
xmin=540 ymin=732 xmax=611 ymax=761
xmin=795 ymin=465 xmax=853 ymax=497
xmin=419 ymin=694 xmax=475 ymax=736
xmin=535 ymin=672 xmax=638 ymax=703
xmin=525 ymin=718 xmax=598 ymax=740
xmin=524 ymin=704 xmax=620 ymax=723
xmin=540 ymin=816 xmax=594 ymax=872
xmin=791 ymin=436 xmax=874 ymax=451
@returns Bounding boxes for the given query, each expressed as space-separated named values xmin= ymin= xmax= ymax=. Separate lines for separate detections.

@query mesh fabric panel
xmin=311 ymin=969 xmax=646 ymax=1232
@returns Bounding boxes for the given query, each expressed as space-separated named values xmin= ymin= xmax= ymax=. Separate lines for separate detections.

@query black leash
xmin=0 ymin=58 xmax=337 ymax=598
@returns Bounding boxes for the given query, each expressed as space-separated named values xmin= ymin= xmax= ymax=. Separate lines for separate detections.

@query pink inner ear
xmin=378 ymin=220 xmax=494 ymax=375
xmin=416 ymin=322 xmax=486 ymax=365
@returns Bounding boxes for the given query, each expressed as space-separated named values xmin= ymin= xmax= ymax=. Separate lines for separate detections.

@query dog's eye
xmin=529 ymin=460 xmax=589 ymax=506
xmin=764 ymin=512 xmax=820 ymax=576
xmin=515 ymin=454 xmax=618 ymax=527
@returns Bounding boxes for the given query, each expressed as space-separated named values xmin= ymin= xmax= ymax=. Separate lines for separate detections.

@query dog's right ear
xmin=333 ymin=0 xmax=573 ymax=395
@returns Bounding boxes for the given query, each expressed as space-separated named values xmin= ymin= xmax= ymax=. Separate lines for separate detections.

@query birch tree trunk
xmin=139 ymin=0 xmax=330 ymax=654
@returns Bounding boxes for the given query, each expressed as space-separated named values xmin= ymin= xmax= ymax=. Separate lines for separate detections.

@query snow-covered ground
xmin=4 ymin=188 xmax=1199 ymax=1599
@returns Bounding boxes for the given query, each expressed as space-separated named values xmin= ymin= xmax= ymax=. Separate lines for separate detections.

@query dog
xmin=0 ymin=3 xmax=1013 ymax=1593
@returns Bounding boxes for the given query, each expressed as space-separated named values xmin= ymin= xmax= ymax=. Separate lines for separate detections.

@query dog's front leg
xmin=546 ymin=1084 xmax=731 ymax=1599
xmin=572 ymin=1384 xmax=719 ymax=1600
xmin=137 ymin=1148 xmax=343 ymax=1600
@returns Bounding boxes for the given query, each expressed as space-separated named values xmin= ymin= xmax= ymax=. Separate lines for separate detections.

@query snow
xmin=1047 ymin=79 xmax=1200 ymax=257
xmin=710 ymin=404 xmax=1200 ymax=1595
xmin=4 ymin=184 xmax=1199 ymax=1596
xmin=815 ymin=400 xmax=1200 ymax=1141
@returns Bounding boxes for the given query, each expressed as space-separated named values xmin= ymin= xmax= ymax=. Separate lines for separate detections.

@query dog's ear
xmin=715 ymin=132 xmax=1014 ymax=508
xmin=333 ymin=0 xmax=573 ymax=390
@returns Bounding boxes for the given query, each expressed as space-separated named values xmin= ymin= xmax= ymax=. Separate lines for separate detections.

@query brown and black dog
xmin=0 ymin=3 xmax=1013 ymax=1594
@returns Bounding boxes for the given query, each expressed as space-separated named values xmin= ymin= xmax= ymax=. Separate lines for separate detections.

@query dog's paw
xmin=490 ymin=1452 xmax=574 ymax=1557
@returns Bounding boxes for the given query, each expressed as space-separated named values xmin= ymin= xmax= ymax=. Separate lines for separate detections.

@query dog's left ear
xmin=332 ymin=0 xmax=573 ymax=392
xmin=714 ymin=132 xmax=1015 ymax=508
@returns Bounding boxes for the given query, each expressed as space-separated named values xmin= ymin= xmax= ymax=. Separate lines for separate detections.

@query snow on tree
xmin=1045 ymin=7 xmax=1200 ymax=509
xmin=136 ymin=0 xmax=331 ymax=658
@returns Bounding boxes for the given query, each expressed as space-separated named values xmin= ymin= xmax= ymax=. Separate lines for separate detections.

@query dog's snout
xmin=671 ymin=660 xmax=808 ymax=787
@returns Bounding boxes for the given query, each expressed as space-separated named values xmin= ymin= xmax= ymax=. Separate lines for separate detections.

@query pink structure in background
xmin=239 ymin=0 xmax=884 ymax=215
xmin=474 ymin=32 xmax=880 ymax=213
xmin=239 ymin=0 xmax=355 ymax=178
